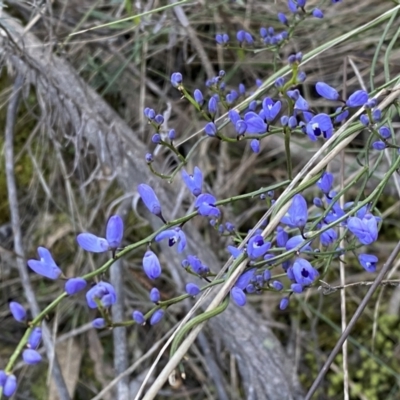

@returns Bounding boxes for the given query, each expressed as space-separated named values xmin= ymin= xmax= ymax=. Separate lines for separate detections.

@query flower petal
xmin=106 ymin=215 xmax=124 ymax=249
xmin=77 ymin=233 xmax=109 ymax=253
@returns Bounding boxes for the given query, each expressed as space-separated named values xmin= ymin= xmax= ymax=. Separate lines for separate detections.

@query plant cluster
xmin=2 ymin=0 xmax=400 ymax=397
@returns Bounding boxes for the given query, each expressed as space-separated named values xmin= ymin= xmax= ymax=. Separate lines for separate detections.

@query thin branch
xmin=4 ymin=73 xmax=71 ymax=400
xmin=318 ymin=279 xmax=400 ymax=295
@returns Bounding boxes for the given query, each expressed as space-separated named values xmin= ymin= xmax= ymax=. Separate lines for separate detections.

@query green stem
xmin=284 ymin=127 xmax=293 ymax=180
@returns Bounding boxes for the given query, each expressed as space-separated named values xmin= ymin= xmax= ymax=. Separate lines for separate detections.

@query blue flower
xmin=334 ymin=107 xmax=349 ymax=123
xmin=104 ymin=215 xmax=124 ymax=248
xmin=244 ymin=112 xmax=268 ymax=133
xmin=250 ymin=139 xmax=260 ymax=153
xmin=358 ymin=254 xmax=378 ymax=273
xmin=9 ymin=301 xmax=26 ymax=322
xmin=346 ymin=90 xmax=368 ymax=107
xmin=365 ymin=98 xmax=377 ymax=108
xmin=372 ymin=109 xmax=382 ymax=122
xmin=287 ymin=0 xmax=298 ymax=12
xmin=281 ymin=194 xmax=308 ymax=228
xmin=86 ymin=281 xmax=116 ymax=309
xmin=28 ymin=327 xmax=42 ymax=349
xmin=278 ymin=12 xmax=288 ymax=24
xmin=235 ymin=120 xmax=247 ymax=136
xmin=186 ymin=283 xmax=200 ymax=296
xmin=226 ymin=90 xmax=238 ymax=104
xmin=316 ymin=82 xmax=339 ymax=101
xmin=143 ymin=251 xmax=162 ymax=280
xmin=312 ymin=8 xmax=323 ymax=18
xmin=208 ymin=97 xmax=218 ymax=115
xmin=279 ymin=297 xmax=290 ymax=310
xmin=23 ymin=348 xmax=43 ymax=364
xmin=276 ymin=226 xmax=289 ymax=247
xmin=231 ymin=287 xmax=247 ymax=306
xmin=355 ymin=204 xmax=369 ymax=219
xmin=313 ymin=197 xmax=323 ymax=208
xmin=294 ymin=93 xmax=309 ymax=112
xmin=187 ymin=255 xmax=209 ymax=275
xmin=194 ymin=89 xmax=204 ymax=106
xmin=347 ymin=216 xmax=378 ymax=245
xmin=285 ymin=235 xmax=313 ymax=252
xmin=2 ymin=374 xmax=17 ymax=397
xmin=263 ymin=270 xmax=271 ymax=281
xmin=292 ymin=258 xmax=319 ymax=286
xmin=171 ymin=72 xmax=183 ymax=88
xmin=306 ymin=113 xmax=333 ymax=140
xmin=247 ymin=235 xmax=271 ymax=259
xmin=205 ymin=122 xmax=217 ymax=137
xmin=291 ymin=283 xmax=303 ymax=293
xmin=150 ymin=309 xmax=164 ymax=325
xmin=138 ymin=184 xmax=162 ymax=216
xmin=288 ymin=54 xmax=296 ymax=64
xmin=145 ymin=153 xmax=153 ymax=163
xmin=144 ymin=108 xmax=156 ymax=119
xmin=272 ymin=280 xmax=284 ymax=291
xmin=150 ymin=288 xmax=160 ymax=303
xmin=228 ymin=110 xmax=240 ymax=125
xmin=132 ymin=311 xmax=145 ymax=324
xmin=227 ymin=245 xmax=243 ymax=259
xmin=92 ymin=318 xmax=106 ymax=329
xmin=195 ymin=193 xmax=220 ymax=218
xmin=27 ymin=247 xmax=62 ymax=280
xmin=288 ymin=115 xmax=297 ymax=129
xmin=182 ymin=167 xmax=203 ymax=196
xmin=275 ymin=77 xmax=285 ymax=87
xmin=317 ymin=172 xmax=334 ymax=194
xmin=236 ymin=30 xmax=253 ymax=44
xmin=0 ymin=371 xmax=6 ymax=387
xmin=378 ymin=126 xmax=391 ymax=139
xmin=154 ymin=114 xmax=164 ymax=125
xmin=325 ymin=202 xmax=345 ymax=224
xmin=77 ymin=215 xmax=124 ymax=253
xmin=372 ymin=141 xmax=386 ymax=151
xmin=168 ymin=129 xmax=176 ymax=140
xmin=262 ymin=98 xmax=281 ymax=122
xmin=320 ymin=226 xmax=337 ymax=246
xmin=65 ymin=277 xmax=87 ymax=295
xmin=155 ymin=227 xmax=187 ymax=253
xmin=215 ymin=33 xmax=229 ymax=45
xmin=297 ymin=71 xmax=306 ymax=82
xmin=235 ymin=269 xmax=256 ymax=290
xmin=152 ymin=133 xmax=161 ymax=144
xmin=360 ymin=114 xmax=369 ymax=126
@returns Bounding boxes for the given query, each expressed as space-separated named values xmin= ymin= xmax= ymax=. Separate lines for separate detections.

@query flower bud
xmin=23 ymin=349 xmax=42 ymax=365
xmin=150 ymin=309 xmax=164 ymax=325
xmin=186 ymin=283 xmax=200 ymax=296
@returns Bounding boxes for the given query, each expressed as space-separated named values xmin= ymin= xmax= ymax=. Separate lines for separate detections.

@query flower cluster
xmin=167 ymin=58 xmax=373 ymax=155
xmin=2 ymin=303 xmax=44 ymax=396
xmin=221 ymin=172 xmax=380 ymax=309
